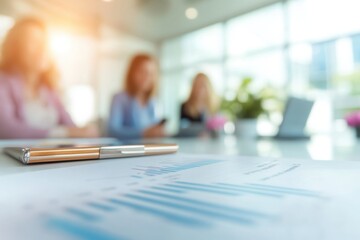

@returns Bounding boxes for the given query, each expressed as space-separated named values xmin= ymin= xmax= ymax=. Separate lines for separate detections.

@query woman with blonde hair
xmin=180 ymin=73 xmax=218 ymax=123
xmin=0 ymin=17 xmax=98 ymax=139
xmin=108 ymin=53 xmax=165 ymax=140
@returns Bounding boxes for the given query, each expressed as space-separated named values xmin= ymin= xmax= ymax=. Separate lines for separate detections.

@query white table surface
xmin=0 ymin=134 xmax=359 ymax=177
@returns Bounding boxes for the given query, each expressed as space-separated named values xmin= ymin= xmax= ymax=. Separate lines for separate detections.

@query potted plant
xmin=221 ymin=77 xmax=279 ymax=137
xmin=345 ymin=111 xmax=360 ymax=138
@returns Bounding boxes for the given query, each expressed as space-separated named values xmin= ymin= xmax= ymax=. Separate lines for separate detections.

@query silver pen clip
xmin=99 ymin=145 xmax=146 ymax=159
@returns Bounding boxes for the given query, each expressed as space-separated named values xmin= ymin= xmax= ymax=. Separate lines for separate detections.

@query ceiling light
xmin=102 ymin=0 xmax=113 ymax=2
xmin=185 ymin=7 xmax=198 ymax=20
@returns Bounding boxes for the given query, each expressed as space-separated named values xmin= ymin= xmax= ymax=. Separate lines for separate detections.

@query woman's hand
xmin=143 ymin=124 xmax=165 ymax=138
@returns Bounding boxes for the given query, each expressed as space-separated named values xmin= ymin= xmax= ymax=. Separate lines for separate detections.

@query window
xmin=161 ymin=24 xmax=224 ymax=70
xmin=288 ymin=0 xmax=360 ymax=43
xmin=226 ymin=50 xmax=286 ymax=93
xmin=50 ymin=30 xmax=98 ymax=126
xmin=161 ymin=0 xmax=360 ymax=134
xmin=226 ymin=4 xmax=285 ymax=56
xmin=0 ymin=15 xmax=14 ymax=42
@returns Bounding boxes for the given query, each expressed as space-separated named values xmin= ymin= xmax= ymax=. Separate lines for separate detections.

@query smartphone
xmin=159 ymin=118 xmax=167 ymax=125
xmin=4 ymin=143 xmax=179 ymax=164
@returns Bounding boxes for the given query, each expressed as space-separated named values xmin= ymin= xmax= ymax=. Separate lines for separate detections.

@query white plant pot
xmin=236 ymin=119 xmax=258 ymax=138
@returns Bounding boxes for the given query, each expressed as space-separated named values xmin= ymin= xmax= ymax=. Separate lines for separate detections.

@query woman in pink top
xmin=0 ymin=17 xmax=98 ymax=139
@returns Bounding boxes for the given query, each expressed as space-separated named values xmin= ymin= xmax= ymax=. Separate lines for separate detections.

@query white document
xmin=1 ymin=153 xmax=360 ymax=240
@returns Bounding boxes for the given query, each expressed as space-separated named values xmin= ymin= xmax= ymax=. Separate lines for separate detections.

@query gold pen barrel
xmin=144 ymin=144 xmax=179 ymax=155
xmin=28 ymin=147 xmax=100 ymax=163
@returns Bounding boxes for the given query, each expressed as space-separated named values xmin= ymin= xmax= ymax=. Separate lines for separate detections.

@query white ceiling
xmin=0 ymin=0 xmax=280 ymax=42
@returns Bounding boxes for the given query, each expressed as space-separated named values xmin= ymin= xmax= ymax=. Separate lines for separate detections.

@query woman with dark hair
xmin=108 ymin=54 xmax=165 ymax=139
xmin=0 ymin=17 xmax=98 ymax=139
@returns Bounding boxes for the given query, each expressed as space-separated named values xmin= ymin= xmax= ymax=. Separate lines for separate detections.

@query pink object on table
xmin=206 ymin=115 xmax=227 ymax=131
xmin=345 ymin=111 xmax=360 ymax=127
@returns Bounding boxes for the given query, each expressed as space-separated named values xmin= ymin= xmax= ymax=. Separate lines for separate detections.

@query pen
xmin=4 ymin=144 xmax=179 ymax=164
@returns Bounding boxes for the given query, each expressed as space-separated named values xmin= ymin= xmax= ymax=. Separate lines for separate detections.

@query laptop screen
xmin=277 ymin=97 xmax=314 ymax=138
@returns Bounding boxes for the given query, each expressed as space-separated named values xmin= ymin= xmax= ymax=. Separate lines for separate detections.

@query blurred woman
xmin=0 ymin=17 xmax=98 ymax=139
xmin=108 ymin=54 xmax=164 ymax=140
xmin=180 ymin=73 xmax=218 ymax=123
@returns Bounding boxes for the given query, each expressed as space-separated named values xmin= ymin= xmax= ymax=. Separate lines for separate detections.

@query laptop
xmin=261 ymin=97 xmax=314 ymax=139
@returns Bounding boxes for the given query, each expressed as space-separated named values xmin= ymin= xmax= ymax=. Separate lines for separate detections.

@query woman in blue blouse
xmin=108 ymin=54 xmax=165 ymax=140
